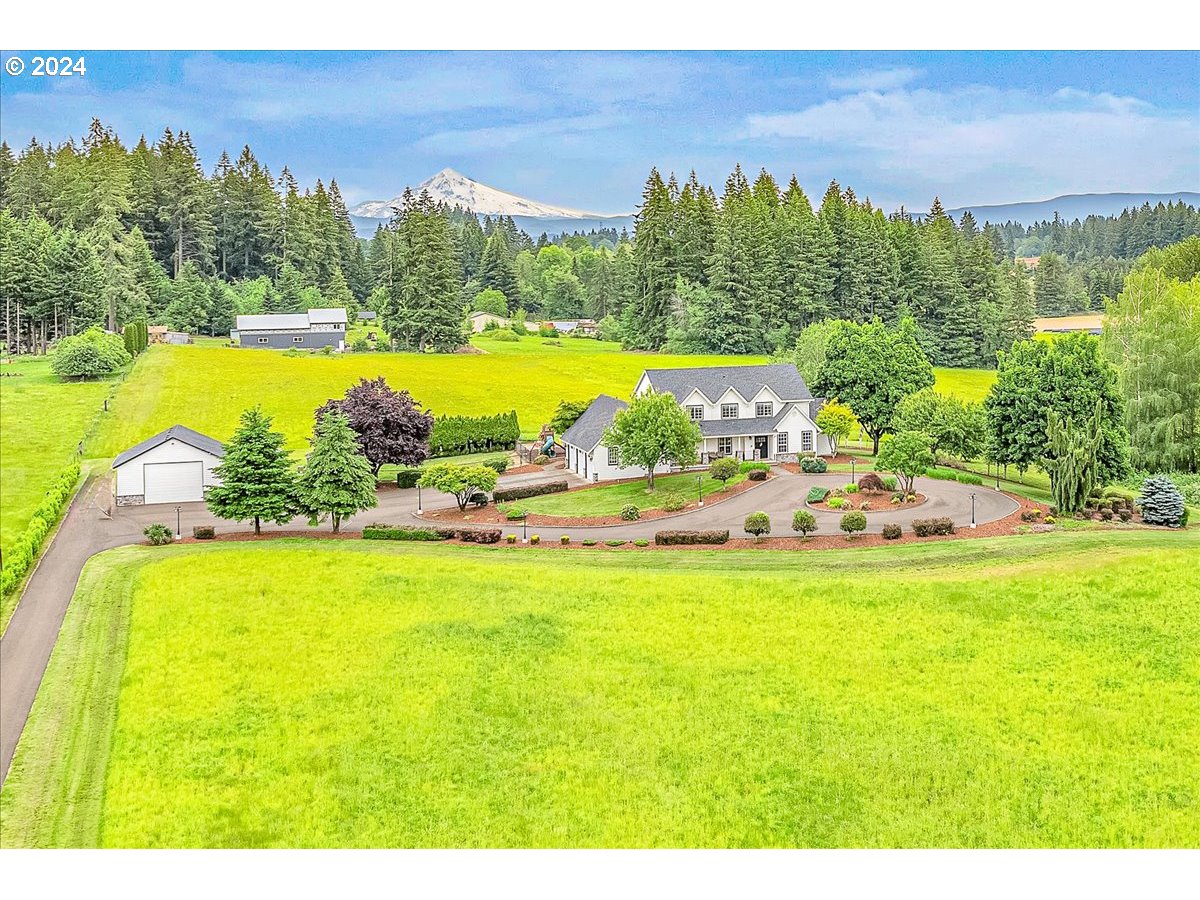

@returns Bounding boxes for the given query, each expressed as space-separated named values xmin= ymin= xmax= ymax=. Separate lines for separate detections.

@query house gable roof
xmin=641 ymin=363 xmax=813 ymax=404
xmin=560 ymin=394 xmax=627 ymax=452
xmin=112 ymin=425 xmax=225 ymax=469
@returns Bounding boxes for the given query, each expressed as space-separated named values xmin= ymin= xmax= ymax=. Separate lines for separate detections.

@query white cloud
xmin=412 ymin=111 xmax=625 ymax=155
xmin=740 ymin=84 xmax=1200 ymax=204
xmin=828 ymin=67 xmax=923 ymax=92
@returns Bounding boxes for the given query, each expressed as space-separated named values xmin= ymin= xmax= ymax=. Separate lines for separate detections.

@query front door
xmin=754 ymin=435 xmax=770 ymax=459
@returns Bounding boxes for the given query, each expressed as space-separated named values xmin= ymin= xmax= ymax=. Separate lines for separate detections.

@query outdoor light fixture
xmin=970 ymin=493 xmax=977 ymax=529
xmin=697 ymin=474 xmax=704 ymax=507
xmin=417 ymin=483 xmax=422 ymax=512
xmin=175 ymin=505 xmax=182 ymax=540
xmin=522 ymin=514 xmax=528 ymax=543
xmin=851 ymin=458 xmax=856 ymax=481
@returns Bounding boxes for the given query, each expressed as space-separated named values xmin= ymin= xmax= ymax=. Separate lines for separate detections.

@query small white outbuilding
xmin=112 ymin=424 xmax=224 ymax=506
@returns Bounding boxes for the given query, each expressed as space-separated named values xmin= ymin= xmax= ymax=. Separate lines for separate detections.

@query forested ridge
xmin=2 ymin=120 xmax=1197 ymax=364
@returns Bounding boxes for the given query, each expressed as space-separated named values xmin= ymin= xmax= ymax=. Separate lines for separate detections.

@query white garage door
xmin=144 ymin=461 xmax=204 ymax=504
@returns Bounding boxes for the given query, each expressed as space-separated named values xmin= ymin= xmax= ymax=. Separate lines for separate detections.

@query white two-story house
xmin=560 ymin=363 xmax=832 ymax=481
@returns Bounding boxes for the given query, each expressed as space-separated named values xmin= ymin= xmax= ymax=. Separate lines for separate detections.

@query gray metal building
xmin=232 ymin=308 xmax=348 ymax=349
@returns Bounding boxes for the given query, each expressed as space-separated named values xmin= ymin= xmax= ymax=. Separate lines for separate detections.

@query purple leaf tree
xmin=317 ymin=377 xmax=434 ymax=476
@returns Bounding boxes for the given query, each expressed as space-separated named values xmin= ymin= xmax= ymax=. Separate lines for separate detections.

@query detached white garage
xmin=112 ymin=425 xmax=225 ymax=506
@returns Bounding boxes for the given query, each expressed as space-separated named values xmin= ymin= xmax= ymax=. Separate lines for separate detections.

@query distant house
xmin=542 ymin=319 xmax=598 ymax=336
xmin=232 ymin=308 xmax=348 ymax=349
xmin=561 ymin=363 xmax=832 ymax=482
xmin=1033 ymin=314 xmax=1104 ymax=335
xmin=148 ymin=325 xmax=190 ymax=345
xmin=1015 ymin=256 xmax=1041 ymax=269
xmin=357 ymin=310 xmax=377 ymax=322
xmin=469 ymin=311 xmax=512 ymax=333
xmin=112 ymin=424 xmax=224 ymax=505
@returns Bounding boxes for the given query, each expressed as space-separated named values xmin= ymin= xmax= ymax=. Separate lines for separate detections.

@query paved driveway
xmin=0 ymin=465 xmax=1016 ymax=785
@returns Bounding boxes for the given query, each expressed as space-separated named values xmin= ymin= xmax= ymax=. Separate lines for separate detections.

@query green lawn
xmin=0 ymin=356 xmax=113 ymax=554
xmin=3 ymin=530 xmax=1197 ymax=848
xmin=502 ymin=471 xmax=748 ymax=517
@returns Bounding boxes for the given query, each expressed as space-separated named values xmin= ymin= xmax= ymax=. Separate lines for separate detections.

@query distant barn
xmin=231 ymin=308 xmax=348 ymax=349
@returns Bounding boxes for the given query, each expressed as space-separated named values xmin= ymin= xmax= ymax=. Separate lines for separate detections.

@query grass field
xmin=86 ymin=334 xmax=995 ymax=458
xmin=502 ymin=470 xmax=748 ymax=516
xmin=3 ymin=530 xmax=1197 ymax=848
xmin=0 ymin=356 xmax=113 ymax=553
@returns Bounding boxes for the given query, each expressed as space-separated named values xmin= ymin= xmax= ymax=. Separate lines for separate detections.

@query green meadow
xmin=3 ymin=530 xmax=1197 ymax=848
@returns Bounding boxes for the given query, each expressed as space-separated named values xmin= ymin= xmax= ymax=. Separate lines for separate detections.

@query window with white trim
xmin=292 ymin=336 xmax=304 ymax=343
xmin=802 ymin=431 xmax=813 ymax=452
xmin=607 ymin=447 xmax=619 ymax=466
xmin=755 ymin=402 xmax=773 ymax=417
xmin=687 ymin=405 xmax=704 ymax=422
xmin=717 ymin=437 xmax=733 ymax=455
xmin=777 ymin=432 xmax=788 ymax=453
xmin=721 ymin=403 xmax=739 ymax=419
xmin=257 ymin=337 xmax=268 ymax=344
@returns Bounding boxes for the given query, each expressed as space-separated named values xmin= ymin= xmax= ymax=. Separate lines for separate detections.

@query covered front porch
xmin=698 ymin=433 xmax=776 ymax=464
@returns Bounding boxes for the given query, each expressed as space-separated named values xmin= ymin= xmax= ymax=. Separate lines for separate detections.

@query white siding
xmin=114 ymin=439 xmax=223 ymax=499
xmin=562 ymin=439 xmax=671 ymax=482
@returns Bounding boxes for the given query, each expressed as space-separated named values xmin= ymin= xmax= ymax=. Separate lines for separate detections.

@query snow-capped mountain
xmin=351 ymin=168 xmax=624 ymax=220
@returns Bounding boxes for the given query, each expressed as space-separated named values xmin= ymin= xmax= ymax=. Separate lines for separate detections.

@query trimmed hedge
xmin=482 ymin=457 xmax=509 ymax=474
xmin=800 ymin=456 xmax=827 ymax=473
xmin=395 ymin=469 xmax=421 ymax=489
xmin=747 ymin=469 xmax=768 ymax=481
xmin=924 ymin=467 xmax=959 ymax=481
xmin=956 ymin=471 xmax=984 ymax=485
xmin=459 ymin=528 xmax=502 ymax=544
xmin=494 ymin=480 xmax=568 ymax=503
xmin=654 ymin=530 xmax=730 ymax=545
xmin=430 ymin=410 xmax=520 ymax=457
xmin=739 ymin=461 xmax=770 ymax=473
xmin=1 ymin=461 xmax=80 ymax=598
xmin=912 ymin=517 xmax=956 ymax=537
xmin=192 ymin=526 xmax=215 ymax=540
xmin=363 ymin=525 xmax=455 ymax=541
xmin=882 ymin=522 xmax=902 ymax=540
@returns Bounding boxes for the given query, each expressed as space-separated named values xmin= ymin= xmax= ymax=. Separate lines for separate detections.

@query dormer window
xmin=755 ymin=402 xmax=774 ymax=417
xmin=721 ymin=404 xmax=739 ymax=419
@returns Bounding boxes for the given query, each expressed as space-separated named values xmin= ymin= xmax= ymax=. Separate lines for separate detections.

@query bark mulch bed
xmin=418 ymin=474 xmax=772 ymax=528
xmin=780 ymin=454 xmax=862 ymax=474
xmin=807 ymin=491 xmax=927 ymax=514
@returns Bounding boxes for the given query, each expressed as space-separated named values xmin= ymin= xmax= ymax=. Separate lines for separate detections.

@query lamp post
xmin=417 ymin=483 xmax=422 ymax=513
xmin=851 ymin=457 xmax=856 ymax=482
xmin=175 ymin=505 xmax=182 ymax=540
xmin=970 ymin=492 xmax=977 ymax=529
xmin=522 ymin=513 xmax=528 ymax=544
xmin=697 ymin=474 xmax=704 ymax=508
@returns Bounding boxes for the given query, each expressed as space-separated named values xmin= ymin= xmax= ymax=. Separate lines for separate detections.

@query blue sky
xmin=2 ymin=50 xmax=1197 ymax=213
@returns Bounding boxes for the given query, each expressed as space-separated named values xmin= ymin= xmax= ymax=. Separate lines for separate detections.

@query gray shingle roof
xmin=112 ymin=425 xmax=225 ymax=469
xmin=642 ymin=363 xmax=813 ymax=404
xmin=698 ymin=417 xmax=780 ymax=437
xmin=236 ymin=313 xmax=310 ymax=331
xmin=560 ymin=394 xmax=627 ymax=451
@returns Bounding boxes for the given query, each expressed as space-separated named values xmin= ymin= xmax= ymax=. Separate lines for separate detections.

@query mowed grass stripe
xmin=2 ymin=530 xmax=1196 ymax=848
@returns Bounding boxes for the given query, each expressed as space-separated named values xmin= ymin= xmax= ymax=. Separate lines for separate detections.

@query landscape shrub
xmin=924 ymin=467 xmax=958 ymax=481
xmin=661 ymin=494 xmax=686 ymax=512
xmin=1045 ymin=515 xmax=1057 ymax=525
xmin=560 ymin=535 xmax=571 ymax=545
xmin=806 ymin=486 xmax=829 ymax=503
xmin=1137 ymin=476 xmax=1186 ymax=526
xmin=0 ymin=461 xmax=79 ymax=598
xmin=882 ymin=523 xmax=902 ymax=540
xmin=504 ymin=507 xmax=527 ymax=521
xmin=605 ymin=540 xmax=626 ymax=547
xmin=1099 ymin=508 xmax=1114 ymax=521
xmin=747 ymin=469 xmax=768 ymax=482
xmin=430 ymin=410 xmax=521 ymax=456
xmin=350 ymin=337 xmax=371 ymax=353
xmin=482 ymin=457 xmax=509 ymax=474
xmin=800 ymin=456 xmax=827 ymax=474
xmin=494 ymin=480 xmax=568 ymax=503
xmin=506 ymin=534 xmax=517 ymax=544
xmin=744 ymin=511 xmax=771 ymax=539
xmin=51 ymin=326 xmax=131 ymax=379
xmin=582 ymin=539 xmax=598 ymax=546
xmin=362 ymin=525 xmax=455 ymax=541
xmin=620 ymin=504 xmax=641 ymax=521
xmin=1117 ymin=508 xmax=1133 ymax=522
xmin=911 ymin=517 xmax=956 ymax=537
xmin=192 ymin=525 xmax=215 ymax=540
xmin=956 ymin=471 xmax=984 ymax=485
xmin=827 ymin=496 xmax=847 ymax=509
xmin=458 ymin=528 xmax=502 ymax=544
xmin=144 ymin=524 xmax=174 ymax=546
xmin=530 ymin=534 xmax=540 ymax=545
xmin=1020 ymin=509 xmax=1042 ymax=522
xmin=395 ymin=469 xmax=422 ymax=489
xmin=490 ymin=330 xmax=519 ymax=342
xmin=1102 ymin=485 xmax=1138 ymax=502
xmin=534 ymin=455 xmax=550 ymax=465
xmin=739 ymin=461 xmax=771 ymax=473
xmin=844 ymin=483 xmax=859 ymax=493
xmin=633 ymin=538 xmax=649 ymax=547
xmin=857 ymin=472 xmax=886 ymax=493
xmin=791 ymin=509 xmax=817 ymax=536
xmin=654 ymin=530 xmax=730 ymax=546
xmin=859 ymin=500 xmax=871 ymax=510
xmin=840 ymin=511 xmax=867 ymax=538
xmin=881 ymin=476 xmax=898 ymax=491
